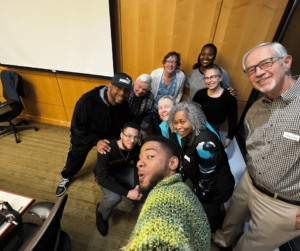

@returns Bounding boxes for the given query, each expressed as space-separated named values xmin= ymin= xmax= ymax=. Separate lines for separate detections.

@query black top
xmin=70 ymin=86 xmax=129 ymax=146
xmin=193 ymin=88 xmax=237 ymax=139
xmin=93 ymin=139 xmax=140 ymax=196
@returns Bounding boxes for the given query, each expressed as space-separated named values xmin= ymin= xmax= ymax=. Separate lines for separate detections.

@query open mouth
xmin=138 ymin=172 xmax=146 ymax=182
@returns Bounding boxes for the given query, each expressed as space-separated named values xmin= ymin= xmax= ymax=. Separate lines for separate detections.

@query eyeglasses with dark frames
xmin=243 ymin=57 xmax=283 ymax=76
xmin=203 ymin=75 xmax=221 ymax=81
xmin=122 ymin=131 xmax=139 ymax=141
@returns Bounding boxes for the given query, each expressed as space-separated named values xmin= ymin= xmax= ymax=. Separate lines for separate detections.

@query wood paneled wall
xmin=0 ymin=0 xmax=289 ymax=127
xmin=0 ymin=66 xmax=110 ymax=127
xmin=121 ymin=0 xmax=288 ymax=121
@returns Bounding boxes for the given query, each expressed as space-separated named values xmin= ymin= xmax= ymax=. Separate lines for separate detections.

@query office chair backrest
xmin=22 ymin=194 xmax=68 ymax=251
xmin=1 ymin=70 xmax=28 ymax=101
xmin=1 ymin=70 xmax=20 ymax=102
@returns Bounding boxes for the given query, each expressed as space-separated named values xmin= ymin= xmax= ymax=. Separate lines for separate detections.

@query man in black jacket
xmin=94 ymin=122 xmax=142 ymax=236
xmin=55 ymin=73 xmax=132 ymax=197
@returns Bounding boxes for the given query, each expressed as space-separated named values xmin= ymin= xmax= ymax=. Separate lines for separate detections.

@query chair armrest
xmin=28 ymin=202 xmax=55 ymax=222
xmin=0 ymin=99 xmax=19 ymax=108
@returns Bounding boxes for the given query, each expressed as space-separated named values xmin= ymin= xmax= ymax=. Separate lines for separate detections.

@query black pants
xmin=201 ymin=202 xmax=226 ymax=233
xmin=61 ymin=138 xmax=94 ymax=179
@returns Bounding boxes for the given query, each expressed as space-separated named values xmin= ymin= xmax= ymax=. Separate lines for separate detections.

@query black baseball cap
xmin=111 ymin=73 xmax=132 ymax=89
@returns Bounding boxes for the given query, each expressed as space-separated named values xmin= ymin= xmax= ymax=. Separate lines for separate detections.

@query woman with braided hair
xmin=168 ymin=101 xmax=235 ymax=232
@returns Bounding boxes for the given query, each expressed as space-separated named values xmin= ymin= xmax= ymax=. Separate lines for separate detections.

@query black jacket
xmin=170 ymin=129 xmax=235 ymax=204
xmin=70 ymin=86 xmax=129 ymax=146
xmin=93 ymin=139 xmax=140 ymax=196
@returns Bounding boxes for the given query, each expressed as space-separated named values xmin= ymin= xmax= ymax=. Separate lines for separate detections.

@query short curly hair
xmin=168 ymin=101 xmax=206 ymax=136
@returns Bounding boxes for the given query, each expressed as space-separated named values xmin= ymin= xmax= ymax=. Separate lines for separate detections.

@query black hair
xmin=143 ymin=135 xmax=182 ymax=170
xmin=192 ymin=43 xmax=217 ymax=69
xmin=122 ymin=122 xmax=140 ymax=132
xmin=162 ymin=51 xmax=181 ymax=68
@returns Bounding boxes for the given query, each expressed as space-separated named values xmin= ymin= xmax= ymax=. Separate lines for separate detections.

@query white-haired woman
xmin=157 ymin=95 xmax=175 ymax=138
xmin=193 ymin=64 xmax=238 ymax=148
xmin=150 ymin=51 xmax=187 ymax=135
xmin=128 ymin=74 xmax=154 ymax=139
xmin=168 ymin=101 xmax=235 ymax=232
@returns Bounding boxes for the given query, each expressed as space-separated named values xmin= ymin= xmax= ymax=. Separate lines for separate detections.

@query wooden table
xmin=0 ymin=190 xmax=35 ymax=241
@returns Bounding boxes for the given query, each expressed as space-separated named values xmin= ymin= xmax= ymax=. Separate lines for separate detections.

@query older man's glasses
xmin=203 ymin=75 xmax=220 ymax=81
xmin=244 ymin=57 xmax=283 ymax=76
xmin=122 ymin=132 xmax=139 ymax=141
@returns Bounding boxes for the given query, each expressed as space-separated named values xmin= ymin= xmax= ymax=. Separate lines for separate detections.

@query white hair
xmin=136 ymin=74 xmax=152 ymax=87
xmin=158 ymin=95 xmax=175 ymax=106
xmin=242 ymin=42 xmax=288 ymax=69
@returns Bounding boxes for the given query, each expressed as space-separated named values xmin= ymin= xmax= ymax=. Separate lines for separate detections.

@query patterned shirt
xmin=128 ymin=87 xmax=154 ymax=131
xmin=154 ymin=74 xmax=177 ymax=110
xmin=245 ymin=77 xmax=300 ymax=200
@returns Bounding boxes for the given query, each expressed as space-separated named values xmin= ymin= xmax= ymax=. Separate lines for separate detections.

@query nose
xmin=137 ymin=159 xmax=144 ymax=169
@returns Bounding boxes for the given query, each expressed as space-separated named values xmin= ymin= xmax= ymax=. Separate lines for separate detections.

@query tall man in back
xmin=55 ymin=73 xmax=132 ymax=197
xmin=213 ymin=42 xmax=300 ymax=251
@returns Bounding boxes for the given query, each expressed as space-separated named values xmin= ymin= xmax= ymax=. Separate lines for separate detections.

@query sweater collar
xmin=152 ymin=173 xmax=182 ymax=190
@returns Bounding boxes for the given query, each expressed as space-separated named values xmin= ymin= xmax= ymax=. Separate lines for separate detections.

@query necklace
xmin=117 ymin=143 xmax=130 ymax=161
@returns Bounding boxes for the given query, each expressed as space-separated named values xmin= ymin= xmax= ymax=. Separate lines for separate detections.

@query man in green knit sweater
xmin=125 ymin=136 xmax=211 ymax=251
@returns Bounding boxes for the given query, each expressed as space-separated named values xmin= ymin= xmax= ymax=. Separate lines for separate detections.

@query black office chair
xmin=3 ymin=194 xmax=71 ymax=251
xmin=0 ymin=70 xmax=38 ymax=143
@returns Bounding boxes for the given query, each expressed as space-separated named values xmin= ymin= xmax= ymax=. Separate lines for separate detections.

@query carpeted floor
xmin=0 ymin=120 xmax=219 ymax=251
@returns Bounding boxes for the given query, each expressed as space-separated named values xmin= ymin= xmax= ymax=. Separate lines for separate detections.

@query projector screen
xmin=0 ymin=0 xmax=114 ymax=77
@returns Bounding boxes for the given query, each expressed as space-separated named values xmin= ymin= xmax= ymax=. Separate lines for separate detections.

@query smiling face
xmin=199 ymin=46 xmax=215 ymax=68
xmin=173 ymin=110 xmax=193 ymax=138
xmin=158 ymin=98 xmax=173 ymax=122
xmin=204 ymin=69 xmax=222 ymax=90
xmin=245 ymin=46 xmax=290 ymax=98
xmin=163 ymin=55 xmax=178 ymax=74
xmin=120 ymin=127 xmax=139 ymax=151
xmin=108 ymin=84 xmax=130 ymax=105
xmin=133 ymin=80 xmax=150 ymax=97
xmin=137 ymin=141 xmax=170 ymax=195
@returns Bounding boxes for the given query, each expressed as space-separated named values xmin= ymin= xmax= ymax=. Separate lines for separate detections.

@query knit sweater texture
xmin=125 ymin=173 xmax=211 ymax=251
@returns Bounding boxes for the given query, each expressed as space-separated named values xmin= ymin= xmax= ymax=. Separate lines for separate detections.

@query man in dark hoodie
xmin=55 ymin=73 xmax=132 ymax=197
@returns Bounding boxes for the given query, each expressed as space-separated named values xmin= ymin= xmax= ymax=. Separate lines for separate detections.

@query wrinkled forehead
xmin=158 ymin=98 xmax=173 ymax=106
xmin=245 ymin=45 xmax=274 ymax=67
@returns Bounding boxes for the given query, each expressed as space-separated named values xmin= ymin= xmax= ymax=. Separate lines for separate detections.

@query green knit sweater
xmin=125 ymin=173 xmax=211 ymax=251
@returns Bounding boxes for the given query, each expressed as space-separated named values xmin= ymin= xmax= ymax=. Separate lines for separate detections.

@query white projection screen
xmin=0 ymin=0 xmax=114 ymax=77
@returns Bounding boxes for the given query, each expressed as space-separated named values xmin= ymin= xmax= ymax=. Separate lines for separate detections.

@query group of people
xmin=54 ymin=41 xmax=300 ymax=251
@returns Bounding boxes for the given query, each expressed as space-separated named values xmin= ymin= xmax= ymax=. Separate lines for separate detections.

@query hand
xmin=139 ymin=130 xmax=147 ymax=140
xmin=127 ymin=185 xmax=143 ymax=200
xmin=295 ymin=208 xmax=300 ymax=231
xmin=97 ymin=139 xmax=111 ymax=154
xmin=223 ymin=138 xmax=232 ymax=149
xmin=229 ymin=87 xmax=237 ymax=97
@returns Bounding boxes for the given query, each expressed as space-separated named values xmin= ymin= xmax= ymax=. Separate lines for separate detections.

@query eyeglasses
xmin=243 ymin=57 xmax=283 ymax=76
xmin=122 ymin=132 xmax=139 ymax=141
xmin=203 ymin=75 xmax=220 ymax=81
xmin=165 ymin=60 xmax=177 ymax=65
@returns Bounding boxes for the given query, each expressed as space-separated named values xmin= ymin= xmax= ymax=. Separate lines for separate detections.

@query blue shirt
xmin=154 ymin=74 xmax=177 ymax=110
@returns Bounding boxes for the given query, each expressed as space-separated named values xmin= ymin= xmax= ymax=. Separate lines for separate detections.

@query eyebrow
xmin=145 ymin=148 xmax=156 ymax=152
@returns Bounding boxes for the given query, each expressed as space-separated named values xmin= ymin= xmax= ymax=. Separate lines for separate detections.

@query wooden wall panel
xmin=20 ymin=100 xmax=68 ymax=126
xmin=65 ymin=106 xmax=75 ymax=122
xmin=213 ymin=0 xmax=289 ymax=102
xmin=57 ymin=77 xmax=110 ymax=108
xmin=121 ymin=0 xmax=223 ymax=80
xmin=281 ymin=2 xmax=300 ymax=76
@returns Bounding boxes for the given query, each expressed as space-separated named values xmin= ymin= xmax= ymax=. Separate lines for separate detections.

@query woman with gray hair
xmin=168 ymin=101 xmax=235 ymax=232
